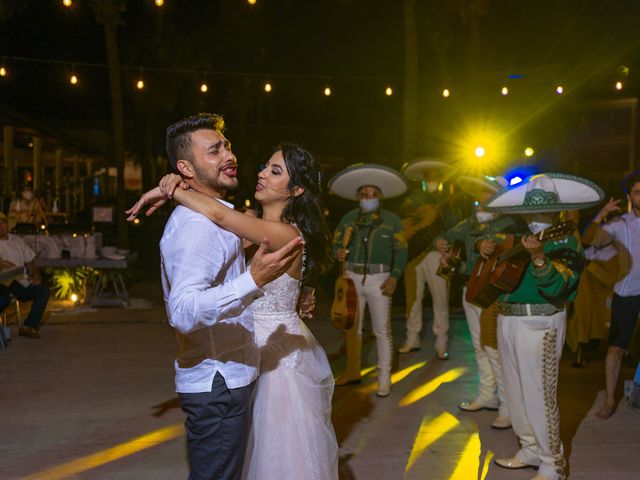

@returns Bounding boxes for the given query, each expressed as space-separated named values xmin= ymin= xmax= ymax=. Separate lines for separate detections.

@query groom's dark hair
xmin=166 ymin=113 xmax=225 ymax=172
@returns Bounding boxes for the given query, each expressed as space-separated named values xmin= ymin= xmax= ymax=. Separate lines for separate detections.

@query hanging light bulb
xmin=264 ymin=82 xmax=272 ymax=93
xmin=63 ymin=0 xmax=72 ymax=7
xmin=555 ymin=85 xmax=564 ymax=95
xmin=385 ymin=86 xmax=393 ymax=96
xmin=136 ymin=79 xmax=145 ymax=90
xmin=501 ymin=86 xmax=509 ymax=96
xmin=200 ymin=83 xmax=208 ymax=93
xmin=247 ymin=0 xmax=257 ymax=5
xmin=0 ymin=66 xmax=7 ymax=77
xmin=155 ymin=0 xmax=165 ymax=6
xmin=615 ymin=81 xmax=623 ymax=91
xmin=442 ymin=88 xmax=450 ymax=98
xmin=324 ymin=86 xmax=332 ymax=96
xmin=70 ymin=74 xmax=78 ymax=85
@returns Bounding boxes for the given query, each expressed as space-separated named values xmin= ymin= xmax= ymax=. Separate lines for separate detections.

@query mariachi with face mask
xmin=328 ymin=163 xmax=409 ymax=397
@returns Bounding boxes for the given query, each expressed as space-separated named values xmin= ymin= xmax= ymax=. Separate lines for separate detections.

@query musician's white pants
xmin=405 ymin=250 xmax=449 ymax=340
xmin=462 ymin=288 xmax=499 ymax=406
xmin=498 ymin=310 xmax=566 ymax=480
xmin=347 ymin=271 xmax=393 ymax=379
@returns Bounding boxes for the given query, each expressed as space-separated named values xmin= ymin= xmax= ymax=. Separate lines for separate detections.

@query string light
xmin=442 ymin=88 xmax=450 ymax=98
xmin=385 ymin=86 xmax=393 ymax=96
xmin=324 ymin=86 xmax=331 ymax=96
xmin=200 ymin=82 xmax=208 ymax=93
xmin=136 ymin=79 xmax=144 ymax=90
xmin=555 ymin=85 xmax=564 ymax=95
xmin=0 ymin=66 xmax=6 ymax=77
xmin=70 ymin=74 xmax=78 ymax=85
xmin=264 ymin=82 xmax=272 ymax=93
xmin=524 ymin=147 xmax=534 ymax=157
xmin=62 ymin=0 xmax=72 ymax=6
xmin=155 ymin=0 xmax=165 ymax=6
xmin=615 ymin=81 xmax=623 ymax=91
xmin=247 ymin=0 xmax=257 ymax=5
xmin=501 ymin=86 xmax=508 ymax=96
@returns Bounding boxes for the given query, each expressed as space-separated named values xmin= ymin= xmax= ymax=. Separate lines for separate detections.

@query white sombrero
xmin=328 ymin=163 xmax=408 ymax=200
xmin=483 ymin=173 xmax=605 ymax=213
xmin=456 ymin=175 xmax=508 ymax=198
xmin=401 ymin=157 xmax=450 ymax=181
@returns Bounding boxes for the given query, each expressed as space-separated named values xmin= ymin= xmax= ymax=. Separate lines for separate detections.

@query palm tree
xmin=402 ymin=0 xmax=418 ymax=165
xmin=90 ymin=0 xmax=128 ymax=248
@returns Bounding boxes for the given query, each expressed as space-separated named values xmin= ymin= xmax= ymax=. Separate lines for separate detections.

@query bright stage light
xmin=474 ymin=146 xmax=486 ymax=158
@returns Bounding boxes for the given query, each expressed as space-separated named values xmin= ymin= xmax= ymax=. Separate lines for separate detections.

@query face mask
xmin=425 ymin=181 xmax=439 ymax=193
xmin=22 ymin=191 xmax=34 ymax=201
xmin=526 ymin=214 xmax=553 ymax=234
xmin=359 ymin=198 xmax=380 ymax=213
xmin=528 ymin=221 xmax=553 ymax=235
xmin=475 ymin=211 xmax=495 ymax=223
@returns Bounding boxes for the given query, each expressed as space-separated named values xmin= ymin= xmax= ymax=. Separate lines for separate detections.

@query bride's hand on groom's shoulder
xmin=125 ymin=186 xmax=168 ymax=221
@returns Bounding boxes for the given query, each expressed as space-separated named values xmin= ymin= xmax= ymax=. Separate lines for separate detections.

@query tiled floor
xmin=1 ymin=304 xmax=639 ymax=479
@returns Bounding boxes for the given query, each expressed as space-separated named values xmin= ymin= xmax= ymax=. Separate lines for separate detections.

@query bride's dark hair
xmin=257 ymin=143 xmax=333 ymax=280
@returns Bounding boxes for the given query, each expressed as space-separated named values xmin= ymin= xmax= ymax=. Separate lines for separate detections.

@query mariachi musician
xmin=398 ymin=158 xmax=466 ymax=359
xmin=482 ymin=173 xmax=603 ymax=480
xmin=436 ymin=175 xmax=526 ymax=430
xmin=329 ymin=164 xmax=408 ymax=398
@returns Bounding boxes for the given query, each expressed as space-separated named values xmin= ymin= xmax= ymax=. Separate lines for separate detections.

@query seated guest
xmin=0 ymin=212 xmax=50 ymax=339
xmin=8 ymin=185 xmax=46 ymax=230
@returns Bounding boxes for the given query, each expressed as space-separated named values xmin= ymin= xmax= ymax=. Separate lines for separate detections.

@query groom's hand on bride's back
xmin=250 ymin=237 xmax=304 ymax=288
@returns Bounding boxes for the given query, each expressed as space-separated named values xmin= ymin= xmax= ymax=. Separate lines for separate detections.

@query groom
xmin=154 ymin=113 xmax=302 ymax=480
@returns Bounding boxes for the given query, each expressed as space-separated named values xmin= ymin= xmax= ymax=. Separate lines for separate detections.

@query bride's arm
xmin=172 ymin=187 xmax=298 ymax=250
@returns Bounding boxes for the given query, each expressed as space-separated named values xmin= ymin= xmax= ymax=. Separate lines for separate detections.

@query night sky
xmin=2 ymin=0 xmax=640 ymax=193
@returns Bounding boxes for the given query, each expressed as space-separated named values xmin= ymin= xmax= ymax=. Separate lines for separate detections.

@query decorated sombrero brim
xmin=401 ymin=157 xmax=450 ymax=181
xmin=328 ymin=163 xmax=408 ymax=200
xmin=483 ymin=173 xmax=605 ymax=213
xmin=456 ymin=175 xmax=508 ymax=198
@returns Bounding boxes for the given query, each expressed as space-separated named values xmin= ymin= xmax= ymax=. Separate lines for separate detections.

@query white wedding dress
xmin=243 ymin=271 xmax=339 ymax=480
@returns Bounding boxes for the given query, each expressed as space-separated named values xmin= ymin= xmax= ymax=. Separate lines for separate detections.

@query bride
xmin=128 ymin=143 xmax=338 ymax=480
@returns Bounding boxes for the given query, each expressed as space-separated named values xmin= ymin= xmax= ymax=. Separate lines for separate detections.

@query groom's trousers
xmin=178 ymin=372 xmax=256 ymax=480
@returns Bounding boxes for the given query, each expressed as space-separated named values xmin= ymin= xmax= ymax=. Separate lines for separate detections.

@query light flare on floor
xmin=399 ymin=367 xmax=467 ymax=407
xmin=360 ymin=360 xmax=428 ymax=394
xmin=449 ymin=432 xmax=481 ymax=479
xmin=404 ymin=412 xmax=459 ymax=473
xmin=23 ymin=424 xmax=183 ymax=480
xmin=480 ymin=450 xmax=494 ymax=480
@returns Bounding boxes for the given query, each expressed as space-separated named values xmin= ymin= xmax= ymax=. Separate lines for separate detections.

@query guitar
xmin=465 ymin=220 xmax=575 ymax=308
xmin=402 ymin=203 xmax=444 ymax=260
xmin=330 ymin=226 xmax=359 ymax=330
xmin=436 ymin=240 xmax=465 ymax=281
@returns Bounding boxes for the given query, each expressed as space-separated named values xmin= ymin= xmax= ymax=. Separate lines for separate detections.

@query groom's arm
xmin=162 ymin=218 xmax=262 ymax=334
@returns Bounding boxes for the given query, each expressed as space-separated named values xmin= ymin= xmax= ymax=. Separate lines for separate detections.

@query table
xmin=36 ymin=252 xmax=138 ymax=307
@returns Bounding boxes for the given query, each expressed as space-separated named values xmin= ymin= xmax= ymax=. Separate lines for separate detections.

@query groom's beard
xmin=192 ymin=161 xmax=239 ymax=194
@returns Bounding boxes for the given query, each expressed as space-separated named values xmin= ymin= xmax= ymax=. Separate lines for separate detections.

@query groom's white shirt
xmin=160 ymin=203 xmax=263 ymax=393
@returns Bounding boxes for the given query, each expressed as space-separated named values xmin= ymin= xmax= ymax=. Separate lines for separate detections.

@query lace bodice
xmin=252 ymin=273 xmax=301 ymax=316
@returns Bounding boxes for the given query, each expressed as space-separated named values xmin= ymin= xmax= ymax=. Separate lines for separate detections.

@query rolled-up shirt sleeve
xmin=161 ymin=217 xmax=262 ymax=334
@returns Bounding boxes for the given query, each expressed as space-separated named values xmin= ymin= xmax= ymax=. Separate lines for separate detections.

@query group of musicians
xmin=328 ymin=160 xmax=607 ymax=480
